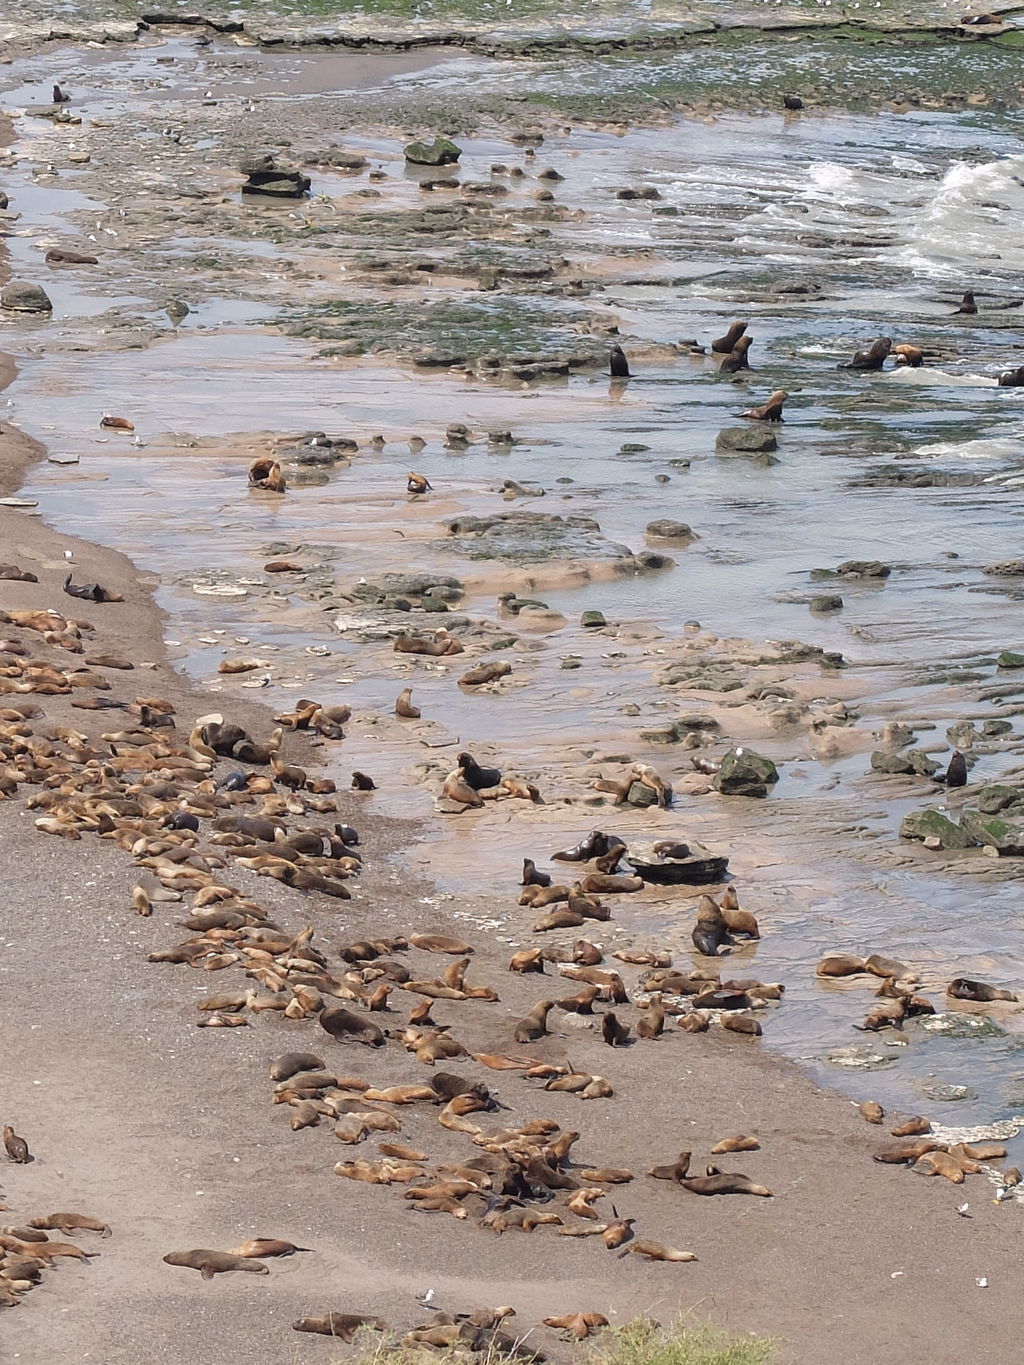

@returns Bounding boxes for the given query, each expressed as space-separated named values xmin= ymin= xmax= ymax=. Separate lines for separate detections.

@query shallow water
xmin=5 ymin=36 xmax=1024 ymax=1150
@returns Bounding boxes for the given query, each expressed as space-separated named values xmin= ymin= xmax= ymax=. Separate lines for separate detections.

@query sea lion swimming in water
xmin=998 ymin=365 xmax=1024 ymax=387
xmin=609 ymin=345 xmax=631 ymax=378
xmin=710 ymin=321 xmax=747 ymax=355
xmin=839 ymin=337 xmax=891 ymax=371
xmin=954 ymin=290 xmax=977 ymax=315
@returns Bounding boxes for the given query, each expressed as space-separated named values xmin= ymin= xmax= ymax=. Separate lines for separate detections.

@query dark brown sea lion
xmin=947 ymin=977 xmax=1017 ymax=1002
xmin=710 ymin=321 xmax=747 ymax=354
xmin=720 ymin=336 xmax=752 ymax=373
xmin=609 ymin=345 xmax=630 ymax=378
xmin=681 ymin=1165 xmax=771 ymax=1197
xmin=839 ymin=337 xmax=891 ymax=371
xmin=521 ymin=859 xmax=551 ymax=888
xmin=601 ymin=1012 xmax=630 ymax=1047
xmin=648 ymin=1152 xmax=691 ymax=1182
xmin=692 ymin=895 xmax=729 ymax=957
xmin=935 ymin=750 xmax=967 ymax=787
xmin=458 ymin=752 xmax=502 ymax=790
xmin=163 ymin=1249 xmax=270 ymax=1279
xmin=248 ymin=457 xmax=286 ymax=492
xmin=552 ymin=830 xmax=614 ymax=862
xmin=319 ymin=1006 xmax=386 ymax=1047
xmin=954 ymin=290 xmax=977 ymax=315
xmin=741 ymin=390 xmax=786 ymax=422
xmin=63 ymin=573 xmax=123 ymax=603
xmin=998 ymin=365 xmax=1024 ymax=387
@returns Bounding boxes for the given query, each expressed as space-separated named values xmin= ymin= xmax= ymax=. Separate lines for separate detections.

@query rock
xmin=810 ymin=594 xmax=844 ymax=613
xmin=674 ymin=714 xmax=720 ymax=734
xmin=899 ymin=808 xmax=974 ymax=849
xmin=961 ymin=810 xmax=1024 ymax=856
xmin=715 ymin=427 xmax=778 ymax=455
xmin=997 ymin=650 xmax=1024 ymax=668
xmin=639 ymin=728 xmax=678 ymax=745
xmin=305 ymin=149 xmax=368 ymax=170
xmin=627 ymin=781 xmax=662 ymax=807
xmin=712 ymin=748 xmax=779 ymax=798
xmin=165 ymin=299 xmax=190 ymax=321
xmin=645 ymin=519 xmax=695 ymax=540
xmin=625 ymin=840 xmax=729 ymax=885
xmin=404 ymin=137 xmax=461 ymax=166
xmin=983 ymin=560 xmax=1024 ymax=577
xmin=981 ymin=719 xmax=1014 ymax=737
xmin=835 ymin=560 xmax=891 ymax=579
xmin=239 ymin=153 xmax=276 ymax=174
xmin=975 ymin=785 xmax=1022 ymax=815
xmin=870 ymin=749 xmax=938 ymax=777
xmin=1 ymin=281 xmax=52 ymax=313
xmin=634 ymin=550 xmax=675 ymax=571
xmin=241 ymin=162 xmax=310 ymax=198
xmin=919 ymin=1081 xmax=974 ymax=1103
xmin=581 ymin=610 xmax=606 ymax=628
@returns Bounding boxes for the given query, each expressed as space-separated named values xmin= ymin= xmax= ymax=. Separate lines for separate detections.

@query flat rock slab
xmin=625 ymin=839 xmax=729 ymax=885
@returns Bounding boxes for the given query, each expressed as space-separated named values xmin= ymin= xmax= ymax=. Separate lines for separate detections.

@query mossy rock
xmin=961 ymin=809 xmax=1024 ymax=856
xmin=997 ymin=650 xmax=1024 ymax=669
xmin=405 ymin=137 xmax=462 ymax=166
xmin=712 ymin=749 xmax=779 ymax=798
xmin=899 ymin=808 xmax=974 ymax=849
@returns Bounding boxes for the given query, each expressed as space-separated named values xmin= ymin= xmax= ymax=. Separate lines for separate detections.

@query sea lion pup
xmin=457 ymin=751 xmax=502 ymax=791
xmin=522 ymin=859 xmax=552 ymax=888
xmin=721 ymin=1014 xmax=761 ymax=1037
xmin=998 ymin=365 xmax=1024 ymax=387
xmin=856 ymin=998 xmax=906 ymax=1031
xmin=510 ymin=948 xmax=546 ymax=974
xmin=53 ymin=83 xmax=71 ymax=103
xmin=741 ymin=390 xmax=787 ymax=422
xmin=609 ymin=345 xmax=631 ymax=378
xmin=892 ymin=343 xmax=924 ymax=367
xmin=719 ymin=886 xmax=760 ymax=939
xmin=711 ymin=320 xmax=748 ymax=355
xmin=692 ymin=895 xmax=729 ymax=958
xmin=407 ymin=471 xmax=432 ymax=494
xmin=410 ymin=933 xmax=474 ymax=954
xmin=442 ymin=771 xmax=484 ymax=807
xmin=628 ymin=1240 xmax=698 ymax=1263
xmin=229 ymin=1238 xmax=311 ymax=1258
xmin=248 ymin=457 xmax=286 ymax=493
xmin=293 ymin=1313 xmax=389 ymax=1340
xmin=29 ymin=1212 xmax=110 ymax=1236
xmin=319 ymin=1006 xmax=386 ymax=1047
xmin=839 ymin=337 xmax=892 ymax=371
xmin=636 ymin=994 xmax=665 ymax=1039
xmin=720 ymin=336 xmax=752 ymax=374
xmin=3 ymin=1127 xmax=29 ymax=1164
xmin=948 ymin=977 xmax=1017 ymax=1003
xmin=890 ymin=1117 xmax=930 ymax=1137
xmin=954 ymin=289 xmax=977 ymax=315
xmin=351 ymin=771 xmax=376 ymax=791
xmin=163 ymin=1249 xmax=270 ymax=1279
xmin=648 ymin=1152 xmax=692 ymax=1183
xmin=935 ymin=750 xmax=967 ymax=788
xmin=572 ymin=940 xmax=604 ymax=966
xmin=514 ymin=1000 xmax=555 ymax=1042
xmin=601 ymin=1012 xmax=630 ymax=1047
xmin=858 ymin=1101 xmax=884 ymax=1125
xmin=395 ymin=687 xmax=420 ymax=719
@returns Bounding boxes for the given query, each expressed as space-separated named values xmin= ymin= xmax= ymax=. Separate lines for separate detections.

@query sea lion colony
xmin=2 ymin=559 xmax=1022 ymax=1342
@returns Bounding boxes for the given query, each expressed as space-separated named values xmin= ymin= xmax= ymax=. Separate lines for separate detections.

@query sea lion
xmin=395 ymin=688 xmax=420 ymax=719
xmin=410 ymin=933 xmax=474 ymax=954
xmin=719 ymin=886 xmax=759 ymax=939
xmin=954 ymin=290 xmax=977 ymax=315
xmin=636 ymin=994 xmax=665 ymax=1039
xmin=892 ymin=344 xmax=924 ymax=367
xmin=557 ymin=986 xmax=601 ymax=1014
xmin=459 ymin=662 xmax=513 ymax=687
xmin=721 ymin=1014 xmax=761 ymax=1037
xmin=544 ymin=1313 xmax=610 ymax=1339
xmin=856 ymin=999 xmax=905 ymax=1031
xmin=580 ymin=873 xmax=642 ymax=894
xmin=913 ymin=1150 xmax=975 ymax=1183
xmin=839 ymin=337 xmax=891 ymax=371
xmin=890 ymin=1117 xmax=930 ymax=1137
xmin=457 ymin=752 xmax=502 ymax=791
xmin=816 ymin=953 xmax=868 ymax=977
xmin=63 ymin=574 xmax=123 ymax=603
xmin=601 ymin=1013 xmax=630 ymax=1047
xmin=998 ymin=365 xmax=1024 ymax=387
xmin=741 ymin=390 xmax=787 ymax=422
xmin=351 ymin=772 xmax=376 ymax=791
xmin=648 ymin=1152 xmax=691 ymax=1182
xmin=572 ymin=941 xmax=605 ymax=966
xmin=509 ymin=948 xmax=546 ymax=974
xmin=711 ymin=1135 xmax=759 ymax=1154
xmin=514 ymin=1000 xmax=555 ymax=1042
xmin=681 ymin=1165 xmax=771 ymax=1197
xmin=522 ymin=859 xmax=551 ymax=888
xmin=947 ymin=977 xmax=1017 ymax=1003
xmin=407 ymin=472 xmax=432 ymax=494
xmin=53 ymin=84 xmax=71 ymax=103
xmin=229 ymin=1238 xmax=310 ymax=1258
xmin=627 ymin=1240 xmax=697 ymax=1262
xmin=442 ymin=772 xmax=484 ymax=807
xmin=710 ymin=321 xmax=747 ymax=355
xmin=293 ymin=1313 xmax=389 ymax=1340
xmin=936 ymin=750 xmax=967 ymax=788
xmin=163 ymin=1249 xmax=270 ymax=1279
xmin=319 ymin=1006 xmax=386 ymax=1047
xmin=552 ymin=830 xmax=614 ymax=862
xmin=720 ymin=336 xmax=752 ymax=373
xmin=609 ymin=345 xmax=631 ymax=378
xmin=3 ymin=1127 xmax=30 ymax=1163
xmin=692 ymin=895 xmax=729 ymax=957
xmin=858 ymin=1101 xmax=884 ymax=1125
xmin=248 ymin=458 xmax=286 ymax=493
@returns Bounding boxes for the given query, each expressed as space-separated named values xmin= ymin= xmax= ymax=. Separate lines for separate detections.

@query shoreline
xmin=2 ymin=100 xmax=1023 ymax=1365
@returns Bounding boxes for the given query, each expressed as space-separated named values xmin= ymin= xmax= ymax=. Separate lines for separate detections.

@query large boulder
xmin=712 ymin=748 xmax=779 ymax=798
xmin=961 ymin=810 xmax=1024 ymax=856
xmin=899 ymin=808 xmax=974 ymax=849
xmin=626 ymin=839 xmax=729 ymax=885
xmin=870 ymin=749 xmax=938 ymax=777
xmin=404 ymin=137 xmax=461 ymax=166
xmin=241 ymin=157 xmax=310 ymax=198
xmin=1 ymin=281 xmax=52 ymax=313
xmin=715 ymin=427 xmax=778 ymax=455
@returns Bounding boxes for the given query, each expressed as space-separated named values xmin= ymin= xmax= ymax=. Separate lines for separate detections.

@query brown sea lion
xmin=394 ymin=633 xmax=464 ymax=657
xmin=681 ymin=1164 xmax=771 ymax=1197
xmin=721 ymin=1014 xmax=761 ymax=1037
xmin=580 ymin=873 xmax=642 ymax=894
xmin=522 ymin=859 xmax=551 ymax=888
xmin=858 ymin=1101 xmax=884 ymax=1125
xmin=741 ymin=390 xmax=787 ymax=422
xmin=839 ymin=337 xmax=891 ymax=371
xmin=411 ymin=933 xmax=474 ymax=954
xmin=627 ymin=1240 xmax=697 ymax=1262
xmin=711 ymin=1135 xmax=760 ymax=1154
xmin=544 ymin=1312 xmax=610 ymax=1339
xmin=442 ymin=772 xmax=484 ymax=807
xmin=609 ymin=346 xmax=630 ymax=378
xmin=856 ymin=999 xmax=905 ymax=1031
xmin=816 ymin=953 xmax=868 ymax=977
xmin=998 ymin=365 xmax=1024 ymax=387
xmin=954 ymin=290 xmax=977 ymax=315
xmin=3 ymin=1127 xmax=30 ymax=1163
xmin=636 ymin=994 xmax=665 ymax=1039
xmin=248 ymin=458 xmax=286 ymax=493
xmin=892 ymin=343 xmax=924 ymax=367
xmin=873 ymin=1139 xmax=942 ymax=1165
xmin=534 ymin=908 xmax=583 ymax=933
xmin=710 ymin=321 xmax=747 ymax=354
xmin=719 ymin=886 xmax=760 ymax=939
xmin=395 ymin=687 xmax=420 ymax=719
xmin=30 ymin=1210 xmax=111 ymax=1237
xmin=407 ymin=472 xmax=432 ymax=494
xmin=890 ymin=1117 xmax=930 ymax=1137
xmin=269 ymin=1052 xmax=328 ymax=1081
xmin=163 ymin=1249 xmax=270 ymax=1279
xmin=720 ymin=336 xmax=752 ymax=373
xmin=509 ymin=948 xmax=546 ymax=973
xmin=293 ymin=1313 xmax=389 ymax=1339
xmin=319 ymin=1006 xmax=385 ymax=1047
xmin=601 ymin=1013 xmax=630 ymax=1047
xmin=948 ymin=977 xmax=1017 ymax=1002
xmin=229 ymin=1238 xmax=310 ymax=1258
xmin=514 ymin=1001 xmax=555 ymax=1042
